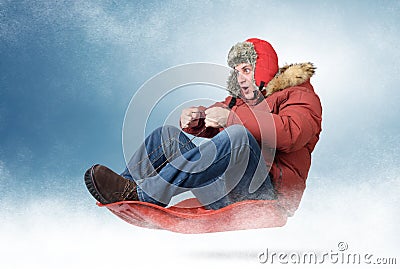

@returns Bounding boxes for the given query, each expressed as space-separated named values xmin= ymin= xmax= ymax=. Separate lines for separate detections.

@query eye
xmin=244 ymin=68 xmax=251 ymax=74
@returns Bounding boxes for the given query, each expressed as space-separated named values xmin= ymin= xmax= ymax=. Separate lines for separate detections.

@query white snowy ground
xmin=1 ymin=173 xmax=398 ymax=269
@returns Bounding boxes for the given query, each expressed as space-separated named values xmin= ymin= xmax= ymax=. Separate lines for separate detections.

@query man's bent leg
xmin=137 ymin=125 xmax=276 ymax=208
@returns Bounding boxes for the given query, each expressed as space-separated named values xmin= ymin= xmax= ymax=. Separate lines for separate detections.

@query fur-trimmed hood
xmin=265 ymin=62 xmax=316 ymax=96
xmin=226 ymin=38 xmax=278 ymax=97
xmin=226 ymin=38 xmax=315 ymax=98
xmin=227 ymin=62 xmax=316 ymax=98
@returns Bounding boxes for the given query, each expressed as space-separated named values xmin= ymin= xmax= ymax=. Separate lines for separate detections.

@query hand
xmin=180 ymin=107 xmax=202 ymax=128
xmin=205 ymin=107 xmax=230 ymax=128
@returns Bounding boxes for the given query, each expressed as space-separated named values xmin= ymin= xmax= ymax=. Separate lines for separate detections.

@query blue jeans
xmin=121 ymin=125 xmax=276 ymax=209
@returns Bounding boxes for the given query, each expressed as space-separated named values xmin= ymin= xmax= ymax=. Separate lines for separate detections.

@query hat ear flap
xmin=226 ymin=69 xmax=241 ymax=97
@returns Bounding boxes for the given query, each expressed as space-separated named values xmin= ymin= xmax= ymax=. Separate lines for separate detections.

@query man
xmin=84 ymin=38 xmax=322 ymax=215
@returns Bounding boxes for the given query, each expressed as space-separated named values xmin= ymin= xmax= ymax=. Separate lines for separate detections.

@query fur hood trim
xmin=226 ymin=41 xmax=258 ymax=98
xmin=265 ymin=62 xmax=316 ymax=96
xmin=227 ymin=41 xmax=257 ymax=68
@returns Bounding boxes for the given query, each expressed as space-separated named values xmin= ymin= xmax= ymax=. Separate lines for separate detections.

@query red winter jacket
xmin=182 ymin=63 xmax=322 ymax=215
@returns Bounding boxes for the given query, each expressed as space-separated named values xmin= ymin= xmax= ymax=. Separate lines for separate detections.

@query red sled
xmin=98 ymin=198 xmax=288 ymax=233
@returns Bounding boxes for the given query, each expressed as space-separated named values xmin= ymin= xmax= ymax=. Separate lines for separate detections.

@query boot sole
xmin=84 ymin=165 xmax=110 ymax=205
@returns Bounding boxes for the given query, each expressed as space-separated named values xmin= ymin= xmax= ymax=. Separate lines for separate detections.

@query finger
xmin=183 ymin=115 xmax=192 ymax=122
xmin=205 ymin=111 xmax=214 ymax=118
xmin=205 ymin=118 xmax=218 ymax=128
xmin=181 ymin=118 xmax=190 ymax=127
xmin=191 ymin=111 xmax=201 ymax=120
xmin=189 ymin=107 xmax=200 ymax=113
xmin=205 ymin=106 xmax=218 ymax=112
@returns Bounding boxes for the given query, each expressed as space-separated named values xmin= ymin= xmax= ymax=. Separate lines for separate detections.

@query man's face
xmin=234 ymin=63 xmax=257 ymax=99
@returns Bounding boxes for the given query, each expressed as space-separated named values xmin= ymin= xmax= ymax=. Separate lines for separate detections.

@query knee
xmin=147 ymin=125 xmax=181 ymax=142
xmin=221 ymin=125 xmax=250 ymax=145
xmin=225 ymin=124 xmax=247 ymax=132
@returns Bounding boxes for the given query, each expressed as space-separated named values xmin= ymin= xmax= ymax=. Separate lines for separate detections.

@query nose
xmin=237 ymin=72 xmax=246 ymax=84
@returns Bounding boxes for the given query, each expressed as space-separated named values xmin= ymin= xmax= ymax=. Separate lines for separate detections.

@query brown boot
xmin=84 ymin=164 xmax=139 ymax=204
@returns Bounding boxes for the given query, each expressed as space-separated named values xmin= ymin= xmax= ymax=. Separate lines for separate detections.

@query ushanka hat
xmin=227 ymin=38 xmax=279 ymax=97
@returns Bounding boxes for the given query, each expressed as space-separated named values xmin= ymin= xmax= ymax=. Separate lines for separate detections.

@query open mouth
xmin=241 ymin=86 xmax=249 ymax=93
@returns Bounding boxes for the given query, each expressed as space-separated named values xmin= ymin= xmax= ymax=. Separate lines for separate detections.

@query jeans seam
xmin=136 ymin=185 xmax=144 ymax=202
xmin=143 ymin=139 xmax=173 ymax=176
xmin=138 ymin=137 xmax=193 ymax=179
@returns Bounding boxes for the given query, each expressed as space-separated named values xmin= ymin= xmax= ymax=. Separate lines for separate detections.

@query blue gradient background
xmin=1 ymin=1 xmax=399 ymax=268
